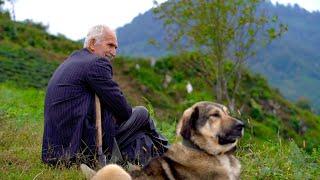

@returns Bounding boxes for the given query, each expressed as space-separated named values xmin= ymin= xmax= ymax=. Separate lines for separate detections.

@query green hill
xmin=116 ymin=2 xmax=320 ymax=113
xmin=0 ymin=10 xmax=82 ymax=87
xmin=113 ymin=54 xmax=320 ymax=150
xmin=0 ymin=8 xmax=319 ymax=179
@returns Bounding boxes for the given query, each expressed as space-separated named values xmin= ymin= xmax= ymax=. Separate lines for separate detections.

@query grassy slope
xmin=0 ymin=83 xmax=319 ymax=179
xmin=113 ymin=55 xmax=320 ymax=151
xmin=0 ymin=10 xmax=319 ymax=178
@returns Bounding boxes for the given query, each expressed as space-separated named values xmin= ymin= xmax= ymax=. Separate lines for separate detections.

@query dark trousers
xmin=114 ymin=106 xmax=169 ymax=165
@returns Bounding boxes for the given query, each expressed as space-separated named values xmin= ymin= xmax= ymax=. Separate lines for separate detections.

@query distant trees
xmin=296 ymin=97 xmax=312 ymax=111
xmin=154 ymin=0 xmax=287 ymax=112
xmin=7 ymin=0 xmax=16 ymax=21
xmin=0 ymin=0 xmax=16 ymax=20
xmin=0 ymin=0 xmax=4 ymax=11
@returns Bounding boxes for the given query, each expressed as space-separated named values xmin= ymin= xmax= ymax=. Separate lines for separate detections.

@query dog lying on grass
xmin=81 ymin=101 xmax=244 ymax=180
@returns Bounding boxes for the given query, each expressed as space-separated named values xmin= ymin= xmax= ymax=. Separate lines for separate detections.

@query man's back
xmin=42 ymin=48 xmax=132 ymax=165
xmin=45 ymin=48 xmax=96 ymax=129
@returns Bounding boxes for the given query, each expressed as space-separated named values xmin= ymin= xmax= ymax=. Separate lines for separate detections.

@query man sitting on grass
xmin=41 ymin=25 xmax=168 ymax=167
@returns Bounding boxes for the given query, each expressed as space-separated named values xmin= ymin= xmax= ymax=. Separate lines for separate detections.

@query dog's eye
xmin=210 ymin=113 xmax=220 ymax=118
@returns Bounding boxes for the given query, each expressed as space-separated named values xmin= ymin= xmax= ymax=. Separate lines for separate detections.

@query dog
xmin=81 ymin=101 xmax=244 ymax=180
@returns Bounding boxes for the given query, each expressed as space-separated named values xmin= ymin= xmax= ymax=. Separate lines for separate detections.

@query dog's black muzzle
xmin=218 ymin=121 xmax=244 ymax=145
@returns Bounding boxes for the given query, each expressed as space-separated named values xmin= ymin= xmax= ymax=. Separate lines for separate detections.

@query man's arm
xmin=86 ymin=58 xmax=132 ymax=123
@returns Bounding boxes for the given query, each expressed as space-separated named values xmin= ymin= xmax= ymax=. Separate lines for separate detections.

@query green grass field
xmin=0 ymin=83 xmax=319 ymax=179
xmin=0 ymin=83 xmax=83 ymax=179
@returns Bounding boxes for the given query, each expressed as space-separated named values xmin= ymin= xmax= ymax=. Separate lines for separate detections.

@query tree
xmin=296 ymin=97 xmax=312 ymax=111
xmin=0 ymin=0 xmax=4 ymax=11
xmin=154 ymin=0 xmax=287 ymax=112
xmin=7 ymin=0 xmax=16 ymax=20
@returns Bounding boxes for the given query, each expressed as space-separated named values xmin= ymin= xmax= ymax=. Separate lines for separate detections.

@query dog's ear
xmin=176 ymin=107 xmax=191 ymax=136
xmin=179 ymin=106 xmax=199 ymax=140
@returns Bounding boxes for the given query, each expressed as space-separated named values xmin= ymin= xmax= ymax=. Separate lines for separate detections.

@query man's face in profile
xmin=90 ymin=31 xmax=118 ymax=61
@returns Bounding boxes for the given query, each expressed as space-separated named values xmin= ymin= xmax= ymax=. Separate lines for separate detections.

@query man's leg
xmin=115 ymin=106 xmax=169 ymax=165
xmin=116 ymin=106 xmax=152 ymax=145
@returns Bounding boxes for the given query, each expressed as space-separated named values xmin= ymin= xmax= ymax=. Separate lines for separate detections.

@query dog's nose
xmin=235 ymin=122 xmax=245 ymax=131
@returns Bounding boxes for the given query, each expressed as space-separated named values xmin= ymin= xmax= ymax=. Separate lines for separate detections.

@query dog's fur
xmin=81 ymin=101 xmax=244 ymax=180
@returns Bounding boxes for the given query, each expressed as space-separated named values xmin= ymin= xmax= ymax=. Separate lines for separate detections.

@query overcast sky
xmin=3 ymin=0 xmax=320 ymax=41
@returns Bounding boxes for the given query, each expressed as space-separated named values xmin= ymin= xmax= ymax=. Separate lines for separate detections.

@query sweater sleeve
xmin=86 ymin=58 xmax=132 ymax=122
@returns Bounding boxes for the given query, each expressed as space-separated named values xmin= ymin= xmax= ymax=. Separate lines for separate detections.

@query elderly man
xmin=42 ymin=25 xmax=168 ymax=167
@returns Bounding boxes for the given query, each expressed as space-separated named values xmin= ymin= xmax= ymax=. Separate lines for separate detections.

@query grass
xmin=238 ymin=138 xmax=320 ymax=179
xmin=0 ymin=83 xmax=319 ymax=179
xmin=0 ymin=83 xmax=83 ymax=179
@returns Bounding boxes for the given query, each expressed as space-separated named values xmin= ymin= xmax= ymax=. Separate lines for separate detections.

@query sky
xmin=271 ymin=0 xmax=320 ymax=12
xmin=3 ymin=0 xmax=320 ymax=41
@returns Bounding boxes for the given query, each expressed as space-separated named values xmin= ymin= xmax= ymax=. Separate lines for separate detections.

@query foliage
xmin=0 ymin=43 xmax=60 ymax=88
xmin=295 ymin=97 xmax=312 ymax=111
xmin=114 ymin=55 xmax=320 ymax=152
xmin=0 ymin=11 xmax=82 ymax=89
xmin=0 ymin=11 xmax=82 ymax=55
xmin=153 ymin=0 xmax=287 ymax=112
xmin=116 ymin=2 xmax=320 ymax=113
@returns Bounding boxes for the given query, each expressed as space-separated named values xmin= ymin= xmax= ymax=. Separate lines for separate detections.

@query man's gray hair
xmin=83 ymin=25 xmax=115 ymax=48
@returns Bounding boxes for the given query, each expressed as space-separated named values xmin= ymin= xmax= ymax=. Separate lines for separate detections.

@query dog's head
xmin=176 ymin=101 xmax=244 ymax=155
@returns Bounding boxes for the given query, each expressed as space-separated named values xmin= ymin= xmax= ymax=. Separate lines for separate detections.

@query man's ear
xmin=179 ymin=106 xmax=199 ymax=140
xmin=88 ymin=39 xmax=96 ymax=52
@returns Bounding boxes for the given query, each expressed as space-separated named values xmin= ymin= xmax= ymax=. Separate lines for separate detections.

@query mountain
xmin=116 ymin=2 xmax=320 ymax=113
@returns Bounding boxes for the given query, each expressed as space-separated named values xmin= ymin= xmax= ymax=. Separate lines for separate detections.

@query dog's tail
xmin=80 ymin=163 xmax=132 ymax=180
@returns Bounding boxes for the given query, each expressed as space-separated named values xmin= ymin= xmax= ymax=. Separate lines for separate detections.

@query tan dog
xmin=81 ymin=101 xmax=244 ymax=180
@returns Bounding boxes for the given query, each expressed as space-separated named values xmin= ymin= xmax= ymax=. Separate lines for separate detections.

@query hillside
xmin=1 ymin=15 xmax=320 ymax=149
xmin=0 ymin=10 xmax=82 ymax=87
xmin=116 ymin=1 xmax=320 ymax=113
xmin=114 ymin=54 xmax=320 ymax=150
xmin=0 ymin=8 xmax=319 ymax=179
